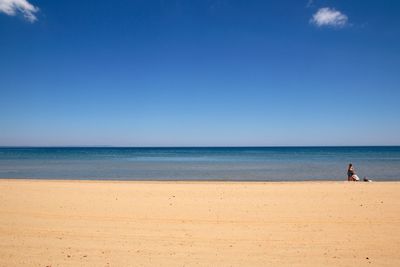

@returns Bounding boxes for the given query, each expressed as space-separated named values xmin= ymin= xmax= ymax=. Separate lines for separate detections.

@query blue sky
xmin=1 ymin=0 xmax=399 ymax=146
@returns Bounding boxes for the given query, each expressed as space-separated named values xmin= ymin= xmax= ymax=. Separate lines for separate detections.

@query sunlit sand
xmin=1 ymin=179 xmax=399 ymax=266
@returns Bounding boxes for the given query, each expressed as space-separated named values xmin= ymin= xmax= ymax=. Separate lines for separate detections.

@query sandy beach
xmin=0 ymin=180 xmax=399 ymax=266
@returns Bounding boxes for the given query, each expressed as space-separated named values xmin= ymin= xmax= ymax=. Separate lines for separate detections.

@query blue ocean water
xmin=0 ymin=147 xmax=399 ymax=181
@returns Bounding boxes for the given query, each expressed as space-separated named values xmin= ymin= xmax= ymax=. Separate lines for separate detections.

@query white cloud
xmin=310 ymin=7 xmax=348 ymax=28
xmin=0 ymin=0 xmax=39 ymax=22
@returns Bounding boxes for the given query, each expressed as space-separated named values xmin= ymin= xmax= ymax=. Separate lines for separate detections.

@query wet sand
xmin=0 ymin=179 xmax=399 ymax=266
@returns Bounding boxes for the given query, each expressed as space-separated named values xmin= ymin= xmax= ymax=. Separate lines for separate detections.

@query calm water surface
xmin=0 ymin=147 xmax=399 ymax=181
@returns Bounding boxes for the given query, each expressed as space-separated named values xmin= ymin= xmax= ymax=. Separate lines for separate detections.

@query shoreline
xmin=1 ymin=177 xmax=399 ymax=183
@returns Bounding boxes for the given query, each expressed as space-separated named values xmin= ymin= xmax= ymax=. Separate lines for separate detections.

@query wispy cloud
xmin=0 ymin=0 xmax=39 ymax=22
xmin=310 ymin=7 xmax=348 ymax=28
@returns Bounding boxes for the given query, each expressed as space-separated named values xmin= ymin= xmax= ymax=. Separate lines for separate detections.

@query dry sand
xmin=0 ymin=179 xmax=399 ymax=266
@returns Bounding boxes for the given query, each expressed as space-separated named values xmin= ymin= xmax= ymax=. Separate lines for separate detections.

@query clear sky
xmin=1 ymin=0 xmax=399 ymax=146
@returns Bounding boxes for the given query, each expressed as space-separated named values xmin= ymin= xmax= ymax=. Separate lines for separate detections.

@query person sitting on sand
xmin=347 ymin=163 xmax=360 ymax=181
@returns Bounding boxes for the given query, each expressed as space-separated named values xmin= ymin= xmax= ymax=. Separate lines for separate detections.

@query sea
xmin=0 ymin=147 xmax=399 ymax=181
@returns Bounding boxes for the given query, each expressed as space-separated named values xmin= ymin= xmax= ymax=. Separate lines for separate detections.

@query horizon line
xmin=1 ymin=145 xmax=399 ymax=148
